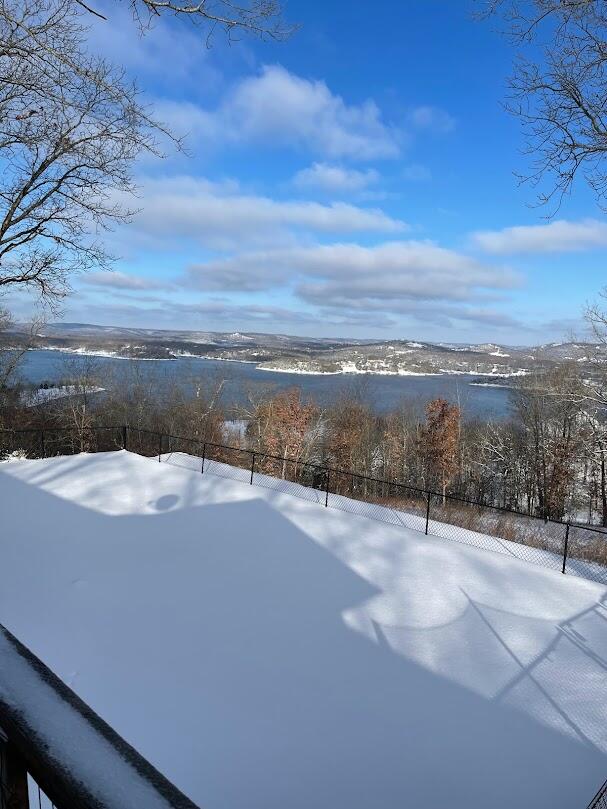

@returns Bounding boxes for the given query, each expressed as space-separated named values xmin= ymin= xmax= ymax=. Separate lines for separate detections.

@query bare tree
xmin=56 ymin=354 xmax=101 ymax=451
xmin=482 ymin=1 xmax=607 ymax=211
xmin=0 ymin=308 xmax=44 ymax=420
xmin=123 ymin=0 xmax=294 ymax=42
xmin=0 ymin=0 xmax=173 ymax=304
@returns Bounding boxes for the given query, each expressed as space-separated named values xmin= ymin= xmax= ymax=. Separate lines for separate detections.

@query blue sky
xmin=12 ymin=0 xmax=607 ymax=343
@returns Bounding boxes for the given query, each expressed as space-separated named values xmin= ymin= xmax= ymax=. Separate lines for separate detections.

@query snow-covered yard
xmin=0 ymin=450 xmax=606 ymax=808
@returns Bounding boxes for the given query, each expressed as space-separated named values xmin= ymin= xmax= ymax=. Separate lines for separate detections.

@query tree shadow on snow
xmin=0 ymin=466 xmax=606 ymax=809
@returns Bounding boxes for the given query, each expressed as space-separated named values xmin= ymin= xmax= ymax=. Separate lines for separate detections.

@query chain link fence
xmin=587 ymin=780 xmax=607 ymax=809
xmin=3 ymin=425 xmax=607 ymax=585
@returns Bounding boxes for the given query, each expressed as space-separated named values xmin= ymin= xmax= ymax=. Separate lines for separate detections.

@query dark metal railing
xmin=2 ymin=425 xmax=607 ymax=584
xmin=0 ymin=623 xmax=199 ymax=809
xmin=587 ymin=779 xmax=607 ymax=809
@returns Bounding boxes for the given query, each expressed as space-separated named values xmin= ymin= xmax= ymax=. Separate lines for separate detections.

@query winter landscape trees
xmin=6 ymin=355 xmax=607 ymax=527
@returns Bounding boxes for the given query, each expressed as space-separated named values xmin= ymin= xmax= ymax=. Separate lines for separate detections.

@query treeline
xmin=2 ymin=356 xmax=607 ymax=526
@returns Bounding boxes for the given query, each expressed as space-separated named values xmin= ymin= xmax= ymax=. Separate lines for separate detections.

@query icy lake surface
xmin=19 ymin=349 xmax=513 ymax=418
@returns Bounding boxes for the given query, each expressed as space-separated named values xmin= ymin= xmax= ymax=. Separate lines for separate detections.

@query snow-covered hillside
xmin=0 ymin=451 xmax=606 ymax=808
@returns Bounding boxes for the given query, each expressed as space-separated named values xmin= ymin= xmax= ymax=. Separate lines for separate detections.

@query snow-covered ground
xmin=21 ymin=384 xmax=105 ymax=407
xmin=0 ymin=450 xmax=606 ymax=808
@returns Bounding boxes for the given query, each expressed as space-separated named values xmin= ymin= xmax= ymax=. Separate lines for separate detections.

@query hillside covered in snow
xmin=0 ymin=450 xmax=606 ymax=808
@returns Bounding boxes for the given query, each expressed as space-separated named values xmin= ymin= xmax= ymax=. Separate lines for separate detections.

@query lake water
xmin=18 ymin=350 xmax=514 ymax=420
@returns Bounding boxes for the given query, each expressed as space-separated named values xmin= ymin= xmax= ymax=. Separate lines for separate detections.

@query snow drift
xmin=0 ymin=450 xmax=606 ymax=809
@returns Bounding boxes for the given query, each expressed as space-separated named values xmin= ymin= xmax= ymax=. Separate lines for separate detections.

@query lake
xmin=17 ymin=349 xmax=514 ymax=420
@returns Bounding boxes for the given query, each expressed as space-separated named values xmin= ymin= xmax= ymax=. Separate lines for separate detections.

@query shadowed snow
xmin=0 ymin=450 xmax=606 ymax=808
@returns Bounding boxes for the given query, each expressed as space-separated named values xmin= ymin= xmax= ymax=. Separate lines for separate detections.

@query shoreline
xmin=23 ymin=348 xmax=532 ymax=379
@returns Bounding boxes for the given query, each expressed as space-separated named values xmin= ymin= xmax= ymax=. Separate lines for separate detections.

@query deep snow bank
xmin=0 ymin=450 xmax=606 ymax=809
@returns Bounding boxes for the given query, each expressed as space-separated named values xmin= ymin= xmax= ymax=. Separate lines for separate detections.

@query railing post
xmin=562 ymin=522 xmax=570 ymax=574
xmin=0 ymin=736 xmax=30 ymax=809
xmin=425 ymin=491 xmax=431 ymax=535
xmin=201 ymin=442 xmax=206 ymax=474
xmin=158 ymin=433 xmax=163 ymax=462
xmin=250 ymin=452 xmax=256 ymax=485
xmin=40 ymin=429 xmax=45 ymax=458
xmin=325 ymin=468 xmax=330 ymax=507
xmin=122 ymin=425 xmax=128 ymax=451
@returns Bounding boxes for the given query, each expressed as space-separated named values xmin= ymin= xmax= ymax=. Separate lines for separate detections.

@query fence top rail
xmin=0 ymin=425 xmax=122 ymax=434
xmin=132 ymin=426 xmax=331 ymax=475
xmin=147 ymin=428 xmax=572 ymax=525
xmin=0 ymin=623 xmax=200 ymax=809
xmin=5 ymin=423 xmax=607 ymax=537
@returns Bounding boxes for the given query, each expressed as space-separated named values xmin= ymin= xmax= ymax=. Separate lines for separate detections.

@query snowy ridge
xmin=0 ymin=451 xmax=606 ymax=808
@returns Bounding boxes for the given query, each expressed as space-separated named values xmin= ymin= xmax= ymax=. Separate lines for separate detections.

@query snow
xmin=0 ymin=627 xmax=178 ymax=809
xmin=1 ymin=451 xmax=606 ymax=809
xmin=21 ymin=385 xmax=105 ymax=407
xmin=261 ymin=362 xmax=440 ymax=376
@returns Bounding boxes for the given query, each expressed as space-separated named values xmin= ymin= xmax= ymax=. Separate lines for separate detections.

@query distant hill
xmin=5 ymin=321 xmax=605 ymax=378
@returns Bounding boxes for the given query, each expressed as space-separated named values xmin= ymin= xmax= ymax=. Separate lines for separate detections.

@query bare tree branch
xmin=481 ymin=0 xmax=607 ymax=212
xmin=0 ymin=0 xmax=182 ymax=303
xmin=125 ymin=0 xmax=296 ymax=43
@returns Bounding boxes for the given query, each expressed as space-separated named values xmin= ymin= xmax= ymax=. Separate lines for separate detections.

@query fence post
xmin=122 ymin=425 xmax=128 ymax=451
xmin=425 ymin=491 xmax=431 ymax=535
xmin=562 ymin=522 xmax=570 ymax=574
xmin=201 ymin=443 xmax=206 ymax=474
xmin=250 ymin=452 xmax=256 ymax=485
xmin=158 ymin=433 xmax=163 ymax=462
xmin=40 ymin=429 xmax=45 ymax=458
xmin=325 ymin=468 xmax=330 ymax=507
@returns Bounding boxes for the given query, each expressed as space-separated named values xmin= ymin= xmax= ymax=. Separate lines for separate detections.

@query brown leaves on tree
xmin=247 ymin=387 xmax=319 ymax=477
xmin=418 ymin=398 xmax=461 ymax=499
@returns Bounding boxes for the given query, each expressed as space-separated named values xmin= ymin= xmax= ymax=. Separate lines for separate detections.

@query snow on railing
xmin=0 ymin=624 xmax=199 ymax=809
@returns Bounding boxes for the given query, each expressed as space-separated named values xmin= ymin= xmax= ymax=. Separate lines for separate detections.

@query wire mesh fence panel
xmin=565 ymin=525 xmax=607 ymax=584
xmin=426 ymin=496 xmax=566 ymax=573
xmin=249 ymin=456 xmax=325 ymax=504
xmin=326 ymin=471 xmax=423 ymax=528
xmin=588 ymin=780 xmax=607 ymax=809
xmin=0 ymin=430 xmax=42 ymax=459
xmin=94 ymin=426 xmax=124 ymax=453
xmin=379 ymin=483 xmax=430 ymax=533
xmin=10 ymin=424 xmax=607 ymax=587
xmin=125 ymin=426 xmax=163 ymax=457
xmin=41 ymin=429 xmax=76 ymax=457
xmin=162 ymin=434 xmax=204 ymax=462
xmin=203 ymin=443 xmax=254 ymax=485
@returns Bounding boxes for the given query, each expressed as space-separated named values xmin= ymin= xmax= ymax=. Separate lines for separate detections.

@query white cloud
xmin=164 ymin=65 xmax=401 ymax=160
xmin=179 ymin=241 xmax=520 ymax=332
xmin=82 ymin=271 xmax=169 ymax=291
xmin=409 ymin=106 xmax=455 ymax=134
xmin=472 ymin=219 xmax=607 ymax=254
xmin=62 ymin=299 xmax=392 ymax=331
xmin=182 ymin=241 xmax=519 ymax=305
xmin=292 ymin=162 xmax=380 ymax=192
xmin=127 ymin=176 xmax=407 ymax=250
xmin=88 ymin=5 xmax=213 ymax=83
